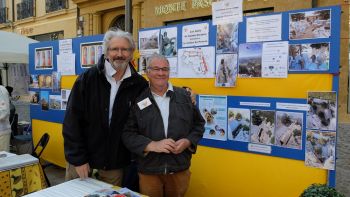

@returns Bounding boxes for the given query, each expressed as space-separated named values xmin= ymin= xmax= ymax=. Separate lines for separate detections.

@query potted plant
xmin=301 ymin=183 xmax=345 ymax=197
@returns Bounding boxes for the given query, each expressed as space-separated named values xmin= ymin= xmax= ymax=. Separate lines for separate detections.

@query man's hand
xmin=145 ymin=139 xmax=176 ymax=153
xmin=75 ymin=163 xmax=90 ymax=179
xmin=173 ymin=138 xmax=191 ymax=154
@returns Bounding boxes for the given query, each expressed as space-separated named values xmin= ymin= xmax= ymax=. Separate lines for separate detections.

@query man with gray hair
xmin=123 ymin=53 xmax=205 ymax=197
xmin=63 ymin=29 xmax=148 ymax=186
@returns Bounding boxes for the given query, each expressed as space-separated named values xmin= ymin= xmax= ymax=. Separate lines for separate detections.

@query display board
xmin=138 ymin=5 xmax=340 ymax=186
xmin=28 ymin=5 xmax=341 ymax=189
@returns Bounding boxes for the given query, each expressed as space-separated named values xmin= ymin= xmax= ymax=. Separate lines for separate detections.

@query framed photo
xmin=80 ymin=42 xmax=103 ymax=68
xmin=289 ymin=43 xmax=330 ymax=71
xmin=35 ymin=47 xmax=53 ymax=70
xmin=289 ymin=9 xmax=331 ymax=40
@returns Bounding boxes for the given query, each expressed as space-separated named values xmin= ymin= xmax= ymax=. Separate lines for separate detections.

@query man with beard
xmin=63 ymin=29 xmax=148 ymax=186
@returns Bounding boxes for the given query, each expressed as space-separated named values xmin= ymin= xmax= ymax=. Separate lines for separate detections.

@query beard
xmin=109 ymin=57 xmax=130 ymax=71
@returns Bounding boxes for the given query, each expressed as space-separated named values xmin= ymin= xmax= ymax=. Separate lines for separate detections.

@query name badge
xmin=137 ymin=98 xmax=152 ymax=110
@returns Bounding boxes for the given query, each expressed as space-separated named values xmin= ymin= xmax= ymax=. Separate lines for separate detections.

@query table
xmin=0 ymin=153 xmax=47 ymax=196
xmin=23 ymin=178 xmax=145 ymax=197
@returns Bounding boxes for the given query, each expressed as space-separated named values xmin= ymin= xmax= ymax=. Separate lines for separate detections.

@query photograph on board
xmin=40 ymin=91 xmax=49 ymax=111
xmin=228 ymin=108 xmax=250 ymax=142
xmin=139 ymin=29 xmax=160 ymax=55
xmin=289 ymin=9 xmax=331 ymax=40
xmin=238 ymin=43 xmax=262 ymax=78
xmin=275 ymin=111 xmax=303 ymax=149
xmin=35 ymin=47 xmax=53 ymax=70
xmin=305 ymin=130 xmax=335 ymax=170
xmin=49 ymin=95 xmax=62 ymax=110
xmin=38 ymin=74 xmax=52 ymax=89
xmin=160 ymin=27 xmax=177 ymax=57
xmin=307 ymin=91 xmax=337 ymax=131
xmin=80 ymin=42 xmax=103 ymax=68
xmin=29 ymin=74 xmax=39 ymax=88
xmin=216 ymin=23 xmax=238 ymax=54
xmin=289 ymin=43 xmax=330 ymax=71
xmin=215 ymin=54 xmax=237 ymax=87
xmin=250 ymin=110 xmax=275 ymax=145
xmin=29 ymin=91 xmax=40 ymax=104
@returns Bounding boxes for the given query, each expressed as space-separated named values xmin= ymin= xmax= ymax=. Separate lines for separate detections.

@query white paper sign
xmin=182 ymin=23 xmax=209 ymax=47
xmin=59 ymin=39 xmax=73 ymax=54
xmin=212 ymin=0 xmax=243 ymax=25
xmin=57 ymin=53 xmax=76 ymax=75
xmin=262 ymin=41 xmax=288 ymax=78
xmin=248 ymin=143 xmax=272 ymax=154
xmin=240 ymin=102 xmax=271 ymax=107
xmin=276 ymin=103 xmax=310 ymax=111
xmin=246 ymin=14 xmax=282 ymax=42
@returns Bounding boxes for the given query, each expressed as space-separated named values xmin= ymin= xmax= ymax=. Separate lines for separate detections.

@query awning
xmin=0 ymin=31 xmax=38 ymax=64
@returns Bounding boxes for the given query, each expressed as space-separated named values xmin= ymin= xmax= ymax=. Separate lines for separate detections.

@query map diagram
xmin=177 ymin=47 xmax=215 ymax=78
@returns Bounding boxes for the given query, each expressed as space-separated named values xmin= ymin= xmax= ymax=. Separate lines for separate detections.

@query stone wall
xmin=336 ymin=123 xmax=350 ymax=197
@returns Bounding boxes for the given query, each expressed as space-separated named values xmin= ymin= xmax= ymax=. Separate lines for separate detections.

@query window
xmin=29 ymin=31 xmax=64 ymax=41
xmin=110 ymin=15 xmax=125 ymax=31
xmin=0 ymin=0 xmax=7 ymax=24
xmin=16 ymin=0 xmax=35 ymax=20
xmin=45 ymin=0 xmax=67 ymax=13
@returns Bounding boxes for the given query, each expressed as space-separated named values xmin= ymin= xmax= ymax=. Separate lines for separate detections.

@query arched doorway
xmin=110 ymin=15 xmax=125 ymax=31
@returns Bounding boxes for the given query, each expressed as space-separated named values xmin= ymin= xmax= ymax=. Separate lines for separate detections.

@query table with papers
xmin=0 ymin=152 xmax=47 ymax=196
xmin=23 ymin=178 xmax=143 ymax=197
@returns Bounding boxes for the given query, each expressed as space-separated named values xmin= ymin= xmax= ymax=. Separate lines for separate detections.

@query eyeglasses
xmin=148 ymin=66 xmax=170 ymax=72
xmin=108 ymin=47 xmax=132 ymax=53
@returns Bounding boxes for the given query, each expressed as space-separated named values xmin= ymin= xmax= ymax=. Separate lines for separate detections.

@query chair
xmin=31 ymin=133 xmax=51 ymax=187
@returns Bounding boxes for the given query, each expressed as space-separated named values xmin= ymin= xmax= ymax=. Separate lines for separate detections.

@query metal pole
xmin=125 ymin=0 xmax=132 ymax=33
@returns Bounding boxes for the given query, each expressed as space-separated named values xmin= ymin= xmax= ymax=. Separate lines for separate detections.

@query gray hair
xmin=103 ymin=28 xmax=135 ymax=55
xmin=146 ymin=53 xmax=169 ymax=70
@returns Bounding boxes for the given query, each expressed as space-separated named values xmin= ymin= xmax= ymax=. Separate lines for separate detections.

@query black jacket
xmin=122 ymin=87 xmax=205 ymax=174
xmin=63 ymin=55 xmax=148 ymax=170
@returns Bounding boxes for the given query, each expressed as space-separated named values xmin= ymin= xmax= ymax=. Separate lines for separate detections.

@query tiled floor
xmin=44 ymin=164 xmax=66 ymax=186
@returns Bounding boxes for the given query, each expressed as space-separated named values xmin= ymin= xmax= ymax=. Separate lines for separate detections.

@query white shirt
xmin=104 ymin=61 xmax=131 ymax=125
xmin=151 ymin=83 xmax=173 ymax=138
xmin=0 ymin=86 xmax=10 ymax=134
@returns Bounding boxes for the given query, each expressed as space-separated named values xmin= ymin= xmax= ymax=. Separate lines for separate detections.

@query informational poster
xmin=261 ymin=41 xmax=288 ymax=78
xmin=182 ymin=23 xmax=209 ymax=47
xmin=212 ymin=0 xmax=243 ymax=25
xmin=139 ymin=29 xmax=160 ymax=55
xmin=215 ymin=54 xmax=237 ymax=87
xmin=305 ymin=130 xmax=335 ymax=170
xmin=246 ymin=14 xmax=282 ymax=42
xmin=177 ymin=46 xmax=215 ymax=78
xmin=57 ymin=53 xmax=76 ymax=75
xmin=160 ymin=27 xmax=177 ymax=57
xmin=199 ymin=95 xmax=227 ymax=141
